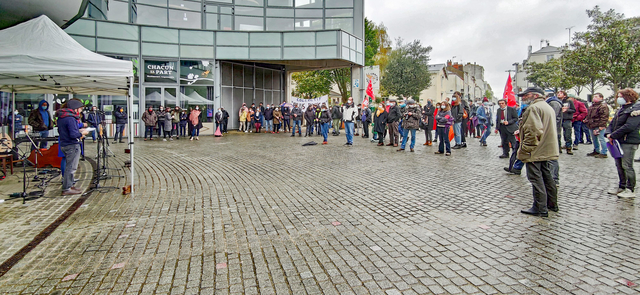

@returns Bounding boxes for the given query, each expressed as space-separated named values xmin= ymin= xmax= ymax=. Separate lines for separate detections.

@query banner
xmin=364 ymin=66 xmax=380 ymax=91
xmin=291 ymin=95 xmax=329 ymax=111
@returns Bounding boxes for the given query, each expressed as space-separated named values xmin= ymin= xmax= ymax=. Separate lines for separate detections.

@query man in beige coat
xmin=517 ymin=87 xmax=560 ymax=217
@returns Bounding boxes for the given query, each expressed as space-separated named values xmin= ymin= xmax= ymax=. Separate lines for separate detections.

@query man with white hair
xmin=517 ymin=87 xmax=560 ymax=217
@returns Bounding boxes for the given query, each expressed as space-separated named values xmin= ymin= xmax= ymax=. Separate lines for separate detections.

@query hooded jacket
xmin=331 ymin=105 xmax=342 ymax=119
xmin=29 ymin=100 xmax=54 ymax=132
xmin=56 ymin=109 xmax=83 ymax=147
xmin=546 ymin=96 xmax=563 ymax=124
xmin=386 ymin=104 xmax=402 ymax=123
xmin=114 ymin=107 xmax=128 ymax=124
xmin=606 ymin=102 xmax=640 ymax=145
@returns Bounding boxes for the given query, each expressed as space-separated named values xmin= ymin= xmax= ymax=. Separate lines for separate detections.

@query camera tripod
xmin=93 ymin=123 xmax=123 ymax=191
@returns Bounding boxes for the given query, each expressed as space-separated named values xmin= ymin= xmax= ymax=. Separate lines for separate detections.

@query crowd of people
xmin=139 ymin=105 xmax=204 ymax=141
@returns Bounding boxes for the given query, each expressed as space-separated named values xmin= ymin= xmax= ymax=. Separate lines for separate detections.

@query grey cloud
xmin=366 ymin=0 xmax=640 ymax=94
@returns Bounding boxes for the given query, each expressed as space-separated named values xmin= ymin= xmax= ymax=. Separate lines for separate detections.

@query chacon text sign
xmin=144 ymin=60 xmax=178 ymax=83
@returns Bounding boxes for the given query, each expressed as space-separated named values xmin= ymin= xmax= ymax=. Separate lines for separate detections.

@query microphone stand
xmin=11 ymin=132 xmax=44 ymax=204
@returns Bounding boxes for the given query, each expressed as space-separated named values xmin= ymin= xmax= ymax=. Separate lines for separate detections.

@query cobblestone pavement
xmin=0 ymin=158 xmax=92 ymax=264
xmin=0 ymin=130 xmax=638 ymax=295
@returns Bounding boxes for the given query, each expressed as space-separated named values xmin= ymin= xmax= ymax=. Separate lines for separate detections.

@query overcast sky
xmin=364 ymin=0 xmax=640 ymax=95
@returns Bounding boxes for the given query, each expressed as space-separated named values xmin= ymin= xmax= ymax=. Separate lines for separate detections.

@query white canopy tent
xmin=0 ymin=15 xmax=136 ymax=193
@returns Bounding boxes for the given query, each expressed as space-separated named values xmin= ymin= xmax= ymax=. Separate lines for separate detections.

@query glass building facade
xmin=60 ymin=0 xmax=364 ymax=132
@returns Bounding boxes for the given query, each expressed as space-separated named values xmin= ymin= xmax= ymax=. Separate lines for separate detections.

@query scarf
xmin=376 ymin=105 xmax=384 ymax=116
xmin=189 ymin=110 xmax=201 ymax=125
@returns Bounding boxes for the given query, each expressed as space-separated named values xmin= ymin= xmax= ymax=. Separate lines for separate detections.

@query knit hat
xmin=483 ymin=97 xmax=489 ymax=102
xmin=67 ymin=99 xmax=84 ymax=110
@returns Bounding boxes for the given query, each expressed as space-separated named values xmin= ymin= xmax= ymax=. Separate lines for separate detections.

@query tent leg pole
xmin=12 ymin=90 xmax=15 ymax=139
xmin=128 ymin=76 xmax=135 ymax=196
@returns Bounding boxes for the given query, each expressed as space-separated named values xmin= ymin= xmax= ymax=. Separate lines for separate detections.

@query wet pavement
xmin=0 ymin=130 xmax=638 ymax=294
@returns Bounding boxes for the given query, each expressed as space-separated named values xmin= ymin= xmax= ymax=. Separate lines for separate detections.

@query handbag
xmin=607 ymin=139 xmax=624 ymax=159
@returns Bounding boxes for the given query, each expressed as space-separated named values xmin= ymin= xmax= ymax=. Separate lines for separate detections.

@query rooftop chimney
xmin=528 ymin=45 xmax=532 ymax=58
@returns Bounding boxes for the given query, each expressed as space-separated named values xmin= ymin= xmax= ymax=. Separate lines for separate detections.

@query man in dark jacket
xmin=584 ymin=93 xmax=609 ymax=158
xmin=114 ymin=106 xmax=128 ymax=143
xmin=221 ymin=107 xmax=229 ymax=133
xmin=386 ymin=98 xmax=402 ymax=147
xmin=361 ymin=105 xmax=371 ymax=138
xmin=450 ymin=94 xmax=466 ymax=149
xmin=264 ymin=105 xmax=273 ymax=132
xmin=331 ymin=104 xmax=342 ymax=135
xmin=398 ymin=99 xmax=422 ymax=152
xmin=558 ymin=90 xmax=575 ymax=154
xmin=86 ymin=106 xmax=103 ymax=143
xmin=304 ymin=106 xmax=316 ymax=136
xmin=282 ymin=105 xmax=291 ymax=132
xmin=28 ymin=99 xmax=54 ymax=149
xmin=290 ymin=103 xmax=303 ymax=137
xmin=495 ymin=99 xmax=519 ymax=158
xmin=57 ymin=99 xmax=89 ymax=196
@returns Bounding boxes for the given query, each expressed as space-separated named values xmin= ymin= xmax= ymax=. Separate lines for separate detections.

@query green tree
xmin=291 ymin=71 xmax=332 ymax=99
xmin=484 ymin=89 xmax=494 ymax=100
xmin=321 ymin=68 xmax=351 ymax=103
xmin=381 ymin=39 xmax=432 ymax=101
xmin=573 ymin=6 xmax=640 ymax=95
xmin=525 ymin=59 xmax=574 ymax=93
xmin=364 ymin=18 xmax=380 ymax=66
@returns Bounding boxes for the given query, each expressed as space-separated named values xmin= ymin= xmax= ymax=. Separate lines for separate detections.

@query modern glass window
xmin=142 ymin=27 xmax=179 ymax=43
xmin=284 ymin=32 xmax=314 ymax=46
xmin=97 ymin=22 xmax=138 ymax=40
xmin=266 ymin=18 xmax=294 ymax=31
xmin=325 ymin=0 xmax=353 ymax=8
xmin=169 ymin=9 xmax=201 ymax=29
xmin=235 ymin=16 xmax=264 ymax=31
xmin=295 ymin=9 xmax=322 ymax=18
xmin=295 ymin=19 xmax=323 ymax=30
xmin=107 ymin=0 xmax=129 ymax=22
xmin=250 ymin=33 xmax=281 ymax=46
xmin=268 ymin=0 xmax=293 ymax=6
xmin=138 ymin=0 xmax=168 ymax=6
xmin=205 ymin=13 xmax=218 ymax=30
xmin=216 ymin=32 xmax=249 ymax=46
xmin=295 ymin=0 xmax=323 ymax=8
xmin=220 ymin=14 xmax=233 ymax=30
xmin=236 ymin=0 xmax=264 ymax=6
xmin=325 ymin=9 xmax=353 ymax=17
xmin=168 ymin=0 xmax=200 ymax=11
xmin=235 ymin=6 xmax=264 ymax=16
xmin=137 ymin=5 xmax=168 ymax=26
xmin=266 ymin=8 xmax=294 ymax=17
xmin=327 ymin=18 xmax=353 ymax=34
xmin=316 ymin=31 xmax=337 ymax=45
xmin=180 ymin=60 xmax=214 ymax=85
xmin=180 ymin=30 xmax=214 ymax=45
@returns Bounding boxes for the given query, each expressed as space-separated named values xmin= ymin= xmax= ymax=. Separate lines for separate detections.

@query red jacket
xmin=572 ymin=99 xmax=588 ymax=122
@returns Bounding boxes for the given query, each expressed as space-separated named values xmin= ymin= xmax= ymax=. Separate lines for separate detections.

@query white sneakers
xmin=608 ymin=188 xmax=625 ymax=195
xmin=617 ymin=189 xmax=636 ymax=198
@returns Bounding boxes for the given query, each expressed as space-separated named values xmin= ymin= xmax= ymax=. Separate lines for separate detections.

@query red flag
xmin=503 ymin=74 xmax=516 ymax=107
xmin=366 ymin=78 xmax=374 ymax=100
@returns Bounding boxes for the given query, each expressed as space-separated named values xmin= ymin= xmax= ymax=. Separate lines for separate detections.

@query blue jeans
xmin=453 ymin=122 xmax=462 ymax=145
xmin=39 ymin=130 xmax=49 ymax=148
xmin=573 ymin=121 xmax=583 ymax=146
xmin=115 ymin=124 xmax=125 ymax=141
xmin=192 ymin=128 xmax=200 ymax=137
xmin=480 ymin=123 xmax=491 ymax=144
xmin=265 ymin=120 xmax=273 ymax=132
xmin=582 ymin=123 xmax=592 ymax=143
xmin=292 ymin=120 xmax=302 ymax=135
xmin=401 ymin=129 xmax=417 ymax=149
xmin=321 ymin=122 xmax=330 ymax=142
xmin=592 ymin=129 xmax=607 ymax=155
xmin=145 ymin=126 xmax=154 ymax=139
xmin=344 ymin=121 xmax=355 ymax=144
xmin=436 ymin=126 xmax=451 ymax=153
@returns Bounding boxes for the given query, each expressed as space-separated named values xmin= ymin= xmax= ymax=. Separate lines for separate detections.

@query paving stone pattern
xmin=0 ymin=131 xmax=638 ymax=294
xmin=0 ymin=159 xmax=92 ymax=264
